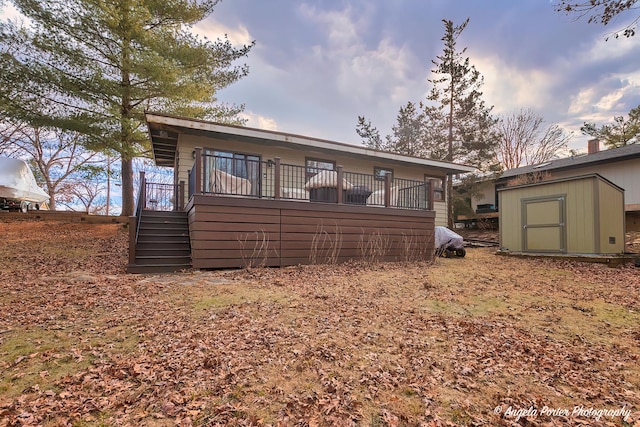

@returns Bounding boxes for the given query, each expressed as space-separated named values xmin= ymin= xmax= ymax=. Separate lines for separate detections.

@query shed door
xmin=522 ymin=196 xmax=566 ymax=253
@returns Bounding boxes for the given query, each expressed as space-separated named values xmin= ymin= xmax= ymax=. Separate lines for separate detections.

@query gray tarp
xmin=434 ymin=226 xmax=464 ymax=250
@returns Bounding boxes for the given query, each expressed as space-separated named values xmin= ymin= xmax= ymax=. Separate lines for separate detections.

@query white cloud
xmin=568 ymin=71 xmax=640 ymax=118
xmin=192 ymin=20 xmax=253 ymax=46
xmin=472 ymin=54 xmax=558 ymax=114
xmin=239 ymin=111 xmax=279 ymax=131
xmin=296 ymin=3 xmax=420 ymax=108
xmin=583 ymin=33 xmax=638 ymax=63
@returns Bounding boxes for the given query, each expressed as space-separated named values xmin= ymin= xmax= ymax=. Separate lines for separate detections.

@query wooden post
xmin=179 ymin=181 xmax=185 ymax=211
xmin=128 ymin=216 xmax=137 ymax=265
xmin=194 ymin=147 xmax=202 ymax=194
xmin=336 ymin=165 xmax=343 ymax=204
xmin=384 ymin=172 xmax=391 ymax=207
xmin=274 ymin=157 xmax=281 ymax=200
xmin=139 ymin=171 xmax=146 ymax=210
xmin=427 ymin=179 xmax=434 ymax=211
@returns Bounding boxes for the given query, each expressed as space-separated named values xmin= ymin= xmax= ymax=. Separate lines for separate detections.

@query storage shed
xmin=498 ymin=174 xmax=625 ymax=255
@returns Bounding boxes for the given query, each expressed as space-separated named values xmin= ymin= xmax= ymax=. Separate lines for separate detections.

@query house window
xmin=305 ymin=157 xmax=336 ymax=179
xmin=374 ymin=167 xmax=394 ymax=181
xmin=425 ymin=175 xmax=445 ymax=201
xmin=204 ymin=149 xmax=261 ymax=196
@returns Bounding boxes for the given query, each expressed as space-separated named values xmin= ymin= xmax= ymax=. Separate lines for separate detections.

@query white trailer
xmin=0 ymin=157 xmax=49 ymax=212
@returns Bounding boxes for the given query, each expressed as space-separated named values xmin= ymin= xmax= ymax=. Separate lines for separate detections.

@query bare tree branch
xmin=495 ymin=109 xmax=572 ymax=170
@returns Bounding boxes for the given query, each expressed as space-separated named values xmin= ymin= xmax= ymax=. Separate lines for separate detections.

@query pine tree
xmin=581 ymin=106 xmax=640 ymax=148
xmin=425 ymin=19 xmax=498 ymax=226
xmin=0 ymin=0 xmax=253 ymax=215
xmin=357 ymin=102 xmax=430 ymax=157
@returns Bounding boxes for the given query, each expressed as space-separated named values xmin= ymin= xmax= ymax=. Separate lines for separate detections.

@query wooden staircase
xmin=127 ymin=210 xmax=191 ymax=274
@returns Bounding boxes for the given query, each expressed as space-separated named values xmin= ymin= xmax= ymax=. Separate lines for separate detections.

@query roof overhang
xmin=145 ymin=112 xmax=477 ymax=174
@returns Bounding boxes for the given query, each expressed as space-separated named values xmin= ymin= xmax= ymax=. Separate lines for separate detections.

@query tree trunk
xmin=119 ymin=8 xmax=133 ymax=217
xmin=121 ymin=157 xmax=134 ymax=216
xmin=447 ymin=76 xmax=455 ymax=229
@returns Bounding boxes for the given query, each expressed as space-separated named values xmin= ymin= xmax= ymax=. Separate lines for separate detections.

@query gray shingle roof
xmin=498 ymin=143 xmax=640 ymax=180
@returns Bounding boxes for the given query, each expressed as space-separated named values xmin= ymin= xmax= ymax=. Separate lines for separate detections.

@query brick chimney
xmin=588 ymin=138 xmax=600 ymax=154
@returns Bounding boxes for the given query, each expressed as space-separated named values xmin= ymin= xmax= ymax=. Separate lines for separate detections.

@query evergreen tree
xmin=356 ymin=116 xmax=385 ymax=151
xmin=581 ymin=105 xmax=640 ymax=148
xmin=425 ymin=19 xmax=498 ymax=170
xmin=357 ymin=19 xmax=497 ymax=227
xmin=425 ymin=19 xmax=498 ymax=226
xmin=0 ymin=0 xmax=253 ymax=215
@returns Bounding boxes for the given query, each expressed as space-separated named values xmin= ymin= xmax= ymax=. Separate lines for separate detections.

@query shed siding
xmin=597 ymin=179 xmax=625 ymax=253
xmin=498 ymin=189 xmax=521 ymax=251
xmin=500 ymin=175 xmax=624 ymax=255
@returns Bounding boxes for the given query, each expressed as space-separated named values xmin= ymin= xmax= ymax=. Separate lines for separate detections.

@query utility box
xmin=499 ymin=174 xmax=625 ymax=255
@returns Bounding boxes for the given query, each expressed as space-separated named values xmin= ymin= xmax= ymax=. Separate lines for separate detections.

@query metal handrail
xmin=185 ymin=152 xmax=435 ymax=210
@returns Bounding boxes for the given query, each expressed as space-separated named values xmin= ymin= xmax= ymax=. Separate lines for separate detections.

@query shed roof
xmin=498 ymin=143 xmax=640 ymax=181
xmin=145 ymin=112 xmax=477 ymax=174
xmin=497 ymin=173 xmax=625 ymax=193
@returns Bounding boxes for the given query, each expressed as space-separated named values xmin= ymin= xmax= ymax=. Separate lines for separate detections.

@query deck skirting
xmin=187 ymin=195 xmax=435 ymax=269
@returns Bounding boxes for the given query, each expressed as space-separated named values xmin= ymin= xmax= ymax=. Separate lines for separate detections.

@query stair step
xmin=139 ymin=221 xmax=188 ymax=227
xmin=141 ymin=210 xmax=187 ymax=217
xmin=136 ymin=241 xmax=190 ymax=249
xmin=136 ymin=248 xmax=191 ymax=257
xmin=137 ymin=228 xmax=189 ymax=236
xmin=135 ymin=255 xmax=191 ymax=265
xmin=137 ymin=235 xmax=191 ymax=243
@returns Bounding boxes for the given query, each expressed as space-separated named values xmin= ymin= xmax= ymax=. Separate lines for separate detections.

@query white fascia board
xmin=146 ymin=113 xmax=477 ymax=174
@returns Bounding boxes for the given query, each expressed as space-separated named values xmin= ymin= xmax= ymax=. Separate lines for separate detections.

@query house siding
xmin=177 ymin=134 xmax=449 ymax=226
xmin=536 ymin=160 xmax=639 ymax=211
xmin=477 ymin=158 xmax=640 ymax=212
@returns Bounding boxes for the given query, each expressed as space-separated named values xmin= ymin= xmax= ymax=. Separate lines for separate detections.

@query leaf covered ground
xmin=1 ymin=217 xmax=639 ymax=426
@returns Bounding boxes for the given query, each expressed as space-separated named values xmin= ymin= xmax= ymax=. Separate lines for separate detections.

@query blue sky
xmin=194 ymin=0 xmax=640 ymax=153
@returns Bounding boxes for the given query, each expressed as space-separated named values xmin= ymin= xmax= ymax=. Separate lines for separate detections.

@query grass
xmin=0 ymin=328 xmax=92 ymax=398
xmin=0 ymin=325 xmax=139 ymax=399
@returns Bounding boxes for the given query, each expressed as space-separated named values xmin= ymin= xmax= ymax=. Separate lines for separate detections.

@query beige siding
xmin=500 ymin=175 xmax=624 ymax=255
xmin=176 ymin=134 xmax=450 ymax=220
xmin=433 ymin=201 xmax=447 ymax=227
xmin=597 ymin=179 xmax=625 ymax=253
xmin=471 ymin=181 xmax=496 ymax=211
xmin=564 ymin=178 xmax=595 ymax=254
xmin=499 ymin=190 xmax=521 ymax=251
xmin=548 ymin=160 xmax=638 ymax=209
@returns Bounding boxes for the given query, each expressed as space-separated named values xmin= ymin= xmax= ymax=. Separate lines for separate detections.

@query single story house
xmin=127 ymin=113 xmax=475 ymax=272
xmin=469 ymin=141 xmax=640 ymax=231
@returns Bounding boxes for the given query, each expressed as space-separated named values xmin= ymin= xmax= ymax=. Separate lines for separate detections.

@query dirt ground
xmin=1 ymin=217 xmax=639 ymax=426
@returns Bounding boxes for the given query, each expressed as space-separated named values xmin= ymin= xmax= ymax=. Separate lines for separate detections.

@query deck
xmin=187 ymin=194 xmax=435 ymax=269
xmin=128 ymin=154 xmax=438 ymax=272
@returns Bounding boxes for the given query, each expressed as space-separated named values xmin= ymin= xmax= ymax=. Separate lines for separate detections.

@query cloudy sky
xmin=193 ymin=0 xmax=640 ymax=153
xmin=2 ymin=1 xmax=639 ymax=154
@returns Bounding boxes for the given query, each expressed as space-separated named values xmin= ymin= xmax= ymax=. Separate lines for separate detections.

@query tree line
xmin=355 ymin=14 xmax=639 ymax=226
xmin=0 ymin=0 xmax=253 ymax=215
